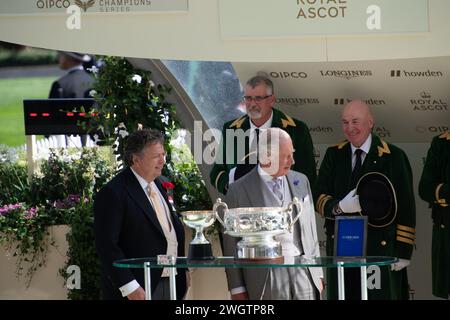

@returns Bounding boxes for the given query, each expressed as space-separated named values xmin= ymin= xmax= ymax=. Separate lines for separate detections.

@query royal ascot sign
xmin=219 ymin=0 xmax=428 ymax=38
xmin=0 ymin=0 xmax=188 ymax=15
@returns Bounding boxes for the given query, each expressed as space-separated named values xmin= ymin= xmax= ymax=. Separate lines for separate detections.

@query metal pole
xmin=337 ymin=262 xmax=345 ymax=300
xmin=169 ymin=256 xmax=177 ymax=300
xmin=360 ymin=266 xmax=368 ymax=300
xmin=144 ymin=262 xmax=152 ymax=300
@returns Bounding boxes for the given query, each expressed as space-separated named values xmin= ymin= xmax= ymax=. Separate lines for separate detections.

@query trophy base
xmin=236 ymin=240 xmax=283 ymax=261
xmin=188 ymin=243 xmax=214 ymax=260
xmin=238 ymin=256 xmax=285 ymax=264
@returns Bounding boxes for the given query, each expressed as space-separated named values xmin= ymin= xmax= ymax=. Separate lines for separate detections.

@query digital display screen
xmin=335 ymin=216 xmax=367 ymax=257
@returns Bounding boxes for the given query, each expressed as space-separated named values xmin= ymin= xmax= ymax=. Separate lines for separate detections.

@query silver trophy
xmin=180 ymin=210 xmax=216 ymax=260
xmin=213 ymin=198 xmax=302 ymax=261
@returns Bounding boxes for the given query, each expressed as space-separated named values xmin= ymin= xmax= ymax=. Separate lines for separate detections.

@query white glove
xmin=391 ymin=258 xmax=410 ymax=271
xmin=338 ymin=188 xmax=361 ymax=213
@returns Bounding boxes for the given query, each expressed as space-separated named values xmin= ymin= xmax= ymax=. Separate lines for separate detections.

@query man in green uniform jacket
xmin=419 ymin=131 xmax=450 ymax=299
xmin=314 ymin=100 xmax=416 ymax=300
xmin=210 ymin=75 xmax=316 ymax=194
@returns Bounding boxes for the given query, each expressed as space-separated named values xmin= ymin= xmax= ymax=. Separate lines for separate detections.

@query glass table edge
xmin=113 ymin=256 xmax=398 ymax=269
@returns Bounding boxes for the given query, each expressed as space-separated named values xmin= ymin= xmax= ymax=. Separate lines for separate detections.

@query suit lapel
xmin=362 ymin=134 xmax=384 ymax=174
xmin=123 ymin=168 xmax=165 ymax=236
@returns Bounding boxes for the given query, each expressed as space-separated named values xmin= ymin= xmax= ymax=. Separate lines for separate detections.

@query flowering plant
xmin=162 ymin=181 xmax=175 ymax=201
xmin=86 ymin=56 xmax=179 ymax=167
xmin=0 ymin=203 xmax=47 ymax=286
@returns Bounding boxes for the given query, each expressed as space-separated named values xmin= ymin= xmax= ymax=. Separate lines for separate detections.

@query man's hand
xmin=231 ymin=292 xmax=249 ymax=300
xmin=319 ymin=278 xmax=326 ymax=294
xmin=339 ymin=188 xmax=361 ymax=213
xmin=127 ymin=286 xmax=146 ymax=300
xmin=391 ymin=258 xmax=410 ymax=271
xmin=186 ymin=270 xmax=191 ymax=288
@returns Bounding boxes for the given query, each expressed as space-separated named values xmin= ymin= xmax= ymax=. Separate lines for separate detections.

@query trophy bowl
xmin=180 ymin=210 xmax=216 ymax=260
xmin=213 ymin=198 xmax=302 ymax=260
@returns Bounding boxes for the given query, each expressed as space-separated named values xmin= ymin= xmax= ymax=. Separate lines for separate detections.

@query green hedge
xmin=0 ymin=48 xmax=58 ymax=68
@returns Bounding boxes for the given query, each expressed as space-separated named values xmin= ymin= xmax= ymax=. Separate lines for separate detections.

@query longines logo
xmin=416 ymin=126 xmax=449 ymax=134
xmin=276 ymin=97 xmax=319 ymax=106
xmin=296 ymin=0 xmax=347 ymax=19
xmin=390 ymin=69 xmax=444 ymax=78
xmin=410 ymin=92 xmax=448 ymax=111
xmin=269 ymin=71 xmax=308 ymax=79
xmin=320 ymin=70 xmax=372 ymax=80
xmin=374 ymin=126 xmax=391 ymax=138
xmin=334 ymin=98 xmax=386 ymax=106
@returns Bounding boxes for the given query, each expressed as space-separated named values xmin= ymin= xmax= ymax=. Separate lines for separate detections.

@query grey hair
xmin=246 ymin=75 xmax=274 ymax=96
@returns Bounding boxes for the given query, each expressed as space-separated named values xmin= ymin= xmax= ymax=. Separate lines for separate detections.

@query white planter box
xmin=0 ymin=225 xmax=69 ymax=299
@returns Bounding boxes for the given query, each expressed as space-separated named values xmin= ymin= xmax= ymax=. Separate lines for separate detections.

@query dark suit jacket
xmin=314 ymin=134 xmax=415 ymax=300
xmin=49 ymin=68 xmax=94 ymax=98
xmin=94 ymin=167 xmax=186 ymax=299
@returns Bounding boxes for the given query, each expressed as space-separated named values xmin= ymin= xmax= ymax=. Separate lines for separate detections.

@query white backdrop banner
xmin=233 ymin=55 xmax=449 ymax=144
xmin=219 ymin=0 xmax=428 ymax=38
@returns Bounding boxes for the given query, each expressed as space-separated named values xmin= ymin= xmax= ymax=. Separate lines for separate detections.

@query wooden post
xmin=26 ymin=135 xmax=37 ymax=181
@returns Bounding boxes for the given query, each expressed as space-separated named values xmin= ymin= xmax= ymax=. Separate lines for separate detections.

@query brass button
xmin=381 ymin=240 xmax=387 ymax=246
xmin=441 ymin=224 xmax=445 ymax=229
xmin=331 ymin=235 xmax=335 ymax=239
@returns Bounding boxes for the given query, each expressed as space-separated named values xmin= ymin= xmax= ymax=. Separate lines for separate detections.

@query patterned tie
xmin=147 ymin=183 xmax=171 ymax=232
xmin=272 ymin=177 xmax=284 ymax=202
xmin=350 ymin=148 xmax=363 ymax=188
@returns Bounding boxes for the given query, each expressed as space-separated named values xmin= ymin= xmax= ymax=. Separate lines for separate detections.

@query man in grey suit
xmin=223 ymin=128 xmax=323 ymax=300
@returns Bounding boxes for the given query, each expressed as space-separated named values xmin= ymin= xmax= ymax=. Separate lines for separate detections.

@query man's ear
xmin=131 ymin=154 xmax=140 ymax=167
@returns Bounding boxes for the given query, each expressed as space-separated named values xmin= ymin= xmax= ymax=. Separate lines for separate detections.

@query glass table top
xmin=113 ymin=256 xmax=398 ymax=269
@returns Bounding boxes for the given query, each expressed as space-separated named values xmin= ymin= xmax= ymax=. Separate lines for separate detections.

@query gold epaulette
xmin=229 ymin=116 xmax=246 ymax=129
xmin=438 ymin=131 xmax=450 ymax=140
xmin=281 ymin=115 xmax=296 ymax=128
xmin=377 ymin=140 xmax=391 ymax=157
xmin=333 ymin=140 xmax=348 ymax=149
xmin=396 ymin=224 xmax=415 ymax=245
xmin=316 ymin=194 xmax=332 ymax=217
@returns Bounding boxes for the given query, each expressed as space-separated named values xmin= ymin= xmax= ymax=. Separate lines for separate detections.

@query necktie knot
xmin=354 ymin=148 xmax=363 ymax=157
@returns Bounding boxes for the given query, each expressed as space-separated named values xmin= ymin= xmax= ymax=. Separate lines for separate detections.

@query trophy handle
xmin=287 ymin=197 xmax=302 ymax=230
xmin=213 ymin=198 xmax=228 ymax=226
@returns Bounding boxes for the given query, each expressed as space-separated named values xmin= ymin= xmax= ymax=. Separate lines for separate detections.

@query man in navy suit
xmin=94 ymin=129 xmax=188 ymax=300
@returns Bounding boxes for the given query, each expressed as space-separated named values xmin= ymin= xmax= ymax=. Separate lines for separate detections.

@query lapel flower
xmin=293 ymin=180 xmax=300 ymax=186
xmin=162 ymin=181 xmax=175 ymax=201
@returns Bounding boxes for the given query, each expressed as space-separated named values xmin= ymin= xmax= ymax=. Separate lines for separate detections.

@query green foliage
xmin=59 ymin=200 xmax=101 ymax=300
xmin=0 ymin=47 xmax=58 ymax=67
xmin=0 ymin=147 xmax=29 ymax=206
xmin=88 ymin=57 xmax=179 ymax=165
xmin=0 ymin=203 xmax=52 ymax=287
xmin=0 ymin=147 xmax=115 ymax=293
xmin=28 ymin=148 xmax=114 ymax=205
xmin=169 ymin=142 xmax=212 ymax=212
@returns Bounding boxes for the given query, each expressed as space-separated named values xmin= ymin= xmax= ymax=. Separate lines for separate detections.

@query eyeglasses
xmin=242 ymin=95 xmax=272 ymax=103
